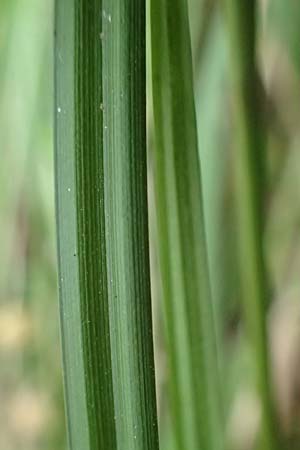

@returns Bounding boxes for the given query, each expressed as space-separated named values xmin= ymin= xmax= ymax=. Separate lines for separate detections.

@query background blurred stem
xmin=150 ymin=1 xmax=223 ymax=450
xmin=224 ymin=1 xmax=279 ymax=449
xmin=55 ymin=1 xmax=158 ymax=449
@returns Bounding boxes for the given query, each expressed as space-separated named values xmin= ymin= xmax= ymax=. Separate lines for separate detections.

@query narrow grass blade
xmin=150 ymin=2 xmax=223 ymax=450
xmin=55 ymin=1 xmax=159 ymax=450
xmin=224 ymin=1 xmax=279 ymax=449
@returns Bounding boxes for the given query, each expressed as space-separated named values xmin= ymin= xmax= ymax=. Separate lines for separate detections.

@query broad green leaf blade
xmin=55 ymin=1 xmax=159 ymax=450
xmin=150 ymin=1 xmax=223 ymax=450
xmin=224 ymin=1 xmax=279 ymax=449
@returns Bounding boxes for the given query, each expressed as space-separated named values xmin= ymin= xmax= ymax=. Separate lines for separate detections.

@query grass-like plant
xmin=53 ymin=1 xmax=297 ymax=450
xmin=3 ymin=0 xmax=300 ymax=449
xmin=55 ymin=1 xmax=159 ymax=449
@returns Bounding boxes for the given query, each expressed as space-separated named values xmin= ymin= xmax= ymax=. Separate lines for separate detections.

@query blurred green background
xmin=1 ymin=0 xmax=300 ymax=449
xmin=0 ymin=1 xmax=65 ymax=449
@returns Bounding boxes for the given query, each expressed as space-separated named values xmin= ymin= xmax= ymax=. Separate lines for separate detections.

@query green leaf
xmin=55 ymin=1 xmax=159 ymax=450
xmin=150 ymin=1 xmax=223 ymax=450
